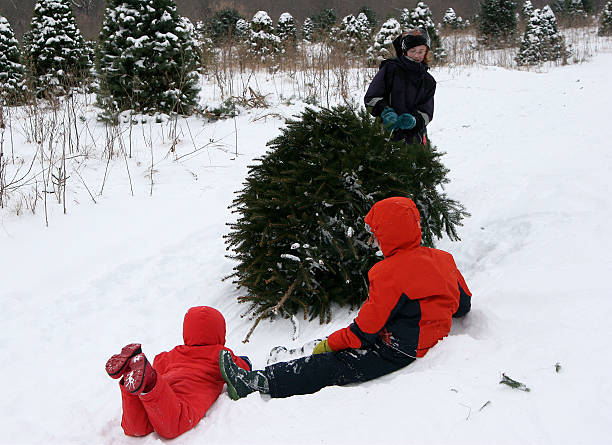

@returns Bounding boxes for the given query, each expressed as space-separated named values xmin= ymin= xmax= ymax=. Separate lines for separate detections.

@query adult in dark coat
xmin=218 ymin=197 xmax=472 ymax=400
xmin=364 ymin=28 xmax=437 ymax=145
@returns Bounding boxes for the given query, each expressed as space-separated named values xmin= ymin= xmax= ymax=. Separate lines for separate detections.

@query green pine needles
xmin=225 ymin=106 xmax=469 ymax=331
xmin=96 ymin=0 xmax=200 ymax=115
xmin=23 ymin=0 xmax=92 ymax=96
xmin=0 ymin=15 xmax=27 ymax=104
xmin=478 ymin=0 xmax=519 ymax=48
xmin=599 ymin=1 xmax=612 ymax=36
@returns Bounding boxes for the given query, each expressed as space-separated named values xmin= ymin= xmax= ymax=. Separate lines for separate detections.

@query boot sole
xmin=106 ymin=344 xmax=142 ymax=378
xmin=124 ymin=354 xmax=149 ymax=394
xmin=219 ymin=350 xmax=240 ymax=401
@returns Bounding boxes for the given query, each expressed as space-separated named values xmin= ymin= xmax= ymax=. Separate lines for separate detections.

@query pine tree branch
xmin=242 ymin=277 xmax=299 ymax=343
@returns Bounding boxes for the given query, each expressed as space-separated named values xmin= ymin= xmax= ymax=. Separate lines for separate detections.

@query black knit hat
xmin=401 ymin=28 xmax=431 ymax=53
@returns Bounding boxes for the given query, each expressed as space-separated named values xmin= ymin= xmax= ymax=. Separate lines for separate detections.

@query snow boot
xmin=123 ymin=353 xmax=157 ymax=395
xmin=105 ymin=343 xmax=142 ymax=379
xmin=219 ymin=350 xmax=269 ymax=400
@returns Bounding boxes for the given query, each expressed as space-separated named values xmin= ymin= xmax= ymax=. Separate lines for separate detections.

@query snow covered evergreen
xmin=225 ymin=106 xmax=468 ymax=323
xmin=302 ymin=17 xmax=315 ymax=42
xmin=96 ymin=0 xmax=200 ymax=115
xmin=234 ymin=18 xmax=251 ymax=42
xmin=338 ymin=13 xmax=371 ymax=55
xmin=0 ymin=15 xmax=27 ymax=104
xmin=442 ymin=8 xmax=467 ymax=30
xmin=598 ymin=1 xmax=612 ymax=35
xmin=312 ymin=8 xmax=337 ymax=38
xmin=522 ymin=0 xmax=535 ymax=22
xmin=204 ymin=8 xmax=243 ymax=43
xmin=516 ymin=6 xmax=567 ymax=65
xmin=478 ymin=0 xmax=519 ymax=48
xmin=552 ymin=0 xmax=592 ymax=23
xmin=367 ymin=18 xmax=401 ymax=63
xmin=276 ymin=13 xmax=297 ymax=52
xmin=400 ymin=2 xmax=446 ymax=61
xmin=247 ymin=11 xmax=281 ymax=63
xmin=22 ymin=0 xmax=91 ymax=96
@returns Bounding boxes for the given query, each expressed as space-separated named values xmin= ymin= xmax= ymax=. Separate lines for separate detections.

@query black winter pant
xmin=264 ymin=341 xmax=415 ymax=398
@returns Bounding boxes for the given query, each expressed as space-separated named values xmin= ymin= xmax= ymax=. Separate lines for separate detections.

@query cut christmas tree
xmin=225 ymin=106 xmax=468 ymax=338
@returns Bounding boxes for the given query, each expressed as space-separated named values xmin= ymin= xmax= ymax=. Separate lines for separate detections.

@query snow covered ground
xmin=2 ymin=47 xmax=612 ymax=444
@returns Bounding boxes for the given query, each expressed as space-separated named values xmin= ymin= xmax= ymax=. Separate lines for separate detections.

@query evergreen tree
xmin=194 ymin=20 xmax=216 ymax=72
xmin=516 ymin=6 xmax=567 ymax=65
xmin=23 ymin=0 xmax=91 ymax=96
xmin=521 ymin=0 xmax=534 ymax=21
xmin=225 ymin=106 xmax=468 ymax=324
xmin=356 ymin=12 xmax=372 ymax=39
xmin=337 ymin=13 xmax=371 ymax=56
xmin=234 ymin=18 xmax=251 ymax=42
xmin=367 ymin=18 xmax=401 ymax=63
xmin=247 ymin=11 xmax=281 ymax=63
xmin=539 ymin=6 xmax=567 ymax=62
xmin=516 ymin=9 xmax=544 ymax=64
xmin=277 ymin=12 xmax=297 ymax=52
xmin=553 ymin=0 xmax=593 ymax=23
xmin=96 ymin=0 xmax=200 ymax=115
xmin=478 ymin=0 xmax=518 ymax=48
xmin=0 ymin=15 xmax=27 ymax=104
xmin=442 ymin=7 xmax=467 ymax=30
xmin=302 ymin=17 xmax=315 ymax=42
xmin=205 ymin=8 xmax=243 ymax=43
xmin=312 ymin=8 xmax=337 ymax=39
xmin=401 ymin=2 xmax=446 ymax=61
xmin=599 ymin=1 xmax=612 ymax=35
xmin=358 ymin=6 xmax=377 ymax=28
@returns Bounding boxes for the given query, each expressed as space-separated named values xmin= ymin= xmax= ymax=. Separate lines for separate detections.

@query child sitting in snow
xmin=105 ymin=306 xmax=251 ymax=439
xmin=219 ymin=197 xmax=472 ymax=399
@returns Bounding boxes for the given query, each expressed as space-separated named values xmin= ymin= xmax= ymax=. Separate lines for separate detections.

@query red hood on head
xmin=364 ymin=197 xmax=422 ymax=257
xmin=183 ymin=306 xmax=226 ymax=346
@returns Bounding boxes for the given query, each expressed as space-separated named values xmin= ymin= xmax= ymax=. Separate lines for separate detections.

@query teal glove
xmin=396 ymin=113 xmax=416 ymax=130
xmin=312 ymin=339 xmax=333 ymax=354
xmin=380 ymin=107 xmax=399 ymax=129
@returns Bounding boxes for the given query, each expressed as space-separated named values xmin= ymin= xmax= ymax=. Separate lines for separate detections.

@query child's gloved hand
xmin=381 ymin=107 xmax=399 ymax=129
xmin=312 ymin=339 xmax=333 ymax=354
xmin=396 ymin=113 xmax=416 ymax=130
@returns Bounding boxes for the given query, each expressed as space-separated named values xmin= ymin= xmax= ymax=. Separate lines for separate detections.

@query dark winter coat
xmin=120 ymin=306 xmax=250 ymax=438
xmin=327 ymin=197 xmax=471 ymax=359
xmin=364 ymin=35 xmax=436 ymax=145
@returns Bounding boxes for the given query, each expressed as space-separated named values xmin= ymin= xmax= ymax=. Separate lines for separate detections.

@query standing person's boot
xmin=106 ymin=343 xmax=142 ymax=379
xmin=219 ymin=350 xmax=269 ymax=400
xmin=123 ymin=353 xmax=157 ymax=395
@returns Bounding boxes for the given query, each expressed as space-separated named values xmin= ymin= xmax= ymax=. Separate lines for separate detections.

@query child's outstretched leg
xmin=219 ymin=350 xmax=270 ymax=400
xmin=106 ymin=345 xmax=155 ymax=437
xmin=121 ymin=353 xmax=203 ymax=439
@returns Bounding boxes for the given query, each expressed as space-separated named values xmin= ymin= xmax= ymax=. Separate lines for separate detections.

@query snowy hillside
xmin=2 ymin=50 xmax=612 ymax=444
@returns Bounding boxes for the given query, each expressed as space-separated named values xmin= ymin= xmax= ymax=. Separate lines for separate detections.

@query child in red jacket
xmin=106 ymin=306 xmax=251 ymax=438
xmin=219 ymin=197 xmax=471 ymax=399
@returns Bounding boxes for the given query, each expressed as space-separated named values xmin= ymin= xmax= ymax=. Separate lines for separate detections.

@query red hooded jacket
xmin=327 ymin=197 xmax=471 ymax=358
xmin=122 ymin=306 xmax=250 ymax=438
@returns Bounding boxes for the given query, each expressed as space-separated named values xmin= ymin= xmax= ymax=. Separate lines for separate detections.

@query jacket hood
xmin=183 ymin=306 xmax=226 ymax=346
xmin=392 ymin=34 xmax=404 ymax=58
xmin=364 ymin=197 xmax=422 ymax=257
